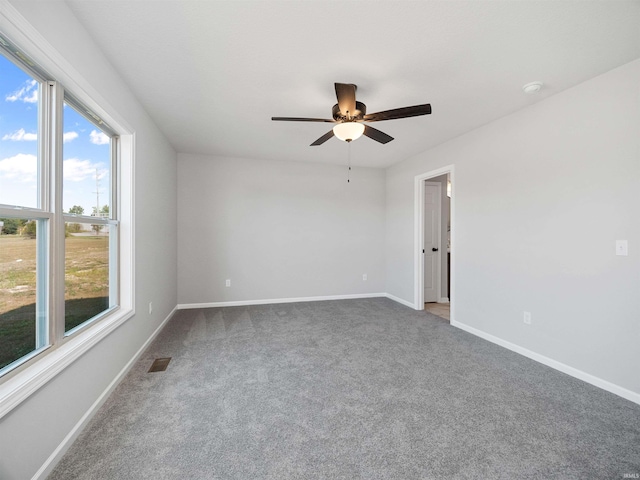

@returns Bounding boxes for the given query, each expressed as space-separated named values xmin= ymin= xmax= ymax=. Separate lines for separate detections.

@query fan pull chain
xmin=347 ymin=140 xmax=352 ymax=183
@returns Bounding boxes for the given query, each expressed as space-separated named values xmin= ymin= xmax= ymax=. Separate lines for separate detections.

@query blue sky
xmin=0 ymin=53 xmax=110 ymax=214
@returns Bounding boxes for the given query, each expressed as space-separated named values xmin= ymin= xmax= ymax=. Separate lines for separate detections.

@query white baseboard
xmin=383 ymin=293 xmax=416 ymax=309
xmin=177 ymin=292 xmax=388 ymax=310
xmin=33 ymin=306 xmax=177 ymax=480
xmin=451 ymin=320 xmax=640 ymax=406
xmin=437 ymin=297 xmax=450 ymax=304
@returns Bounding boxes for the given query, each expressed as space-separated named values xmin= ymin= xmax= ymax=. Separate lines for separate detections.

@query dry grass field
xmin=0 ymin=234 xmax=109 ymax=369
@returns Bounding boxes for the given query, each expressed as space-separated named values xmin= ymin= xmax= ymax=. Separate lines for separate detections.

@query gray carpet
xmin=49 ymin=298 xmax=640 ymax=479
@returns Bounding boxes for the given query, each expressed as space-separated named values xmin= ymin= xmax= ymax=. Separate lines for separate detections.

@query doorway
xmin=423 ymin=181 xmax=441 ymax=303
xmin=414 ymin=166 xmax=454 ymax=322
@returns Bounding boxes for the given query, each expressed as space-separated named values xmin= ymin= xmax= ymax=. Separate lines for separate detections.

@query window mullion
xmin=109 ymin=137 xmax=119 ymax=307
xmin=39 ymin=81 xmax=49 ymax=212
xmin=47 ymin=81 xmax=65 ymax=344
xmin=35 ymin=80 xmax=52 ymax=351
xmin=111 ymin=136 xmax=118 ymax=220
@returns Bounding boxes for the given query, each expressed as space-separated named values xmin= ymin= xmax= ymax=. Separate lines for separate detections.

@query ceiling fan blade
xmin=363 ymin=104 xmax=431 ymax=122
xmin=335 ymin=83 xmax=357 ymax=117
xmin=310 ymin=130 xmax=335 ymax=146
xmin=272 ymin=117 xmax=335 ymax=123
xmin=363 ymin=125 xmax=394 ymax=144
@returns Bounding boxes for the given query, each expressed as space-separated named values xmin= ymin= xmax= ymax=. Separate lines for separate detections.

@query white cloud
xmin=89 ymin=130 xmax=109 ymax=145
xmin=0 ymin=153 xmax=37 ymax=182
xmin=6 ymin=79 xmax=38 ymax=103
xmin=63 ymin=158 xmax=96 ymax=182
xmin=63 ymin=158 xmax=108 ymax=182
xmin=63 ymin=131 xmax=79 ymax=143
xmin=2 ymin=130 xmax=78 ymax=143
xmin=2 ymin=128 xmax=37 ymax=141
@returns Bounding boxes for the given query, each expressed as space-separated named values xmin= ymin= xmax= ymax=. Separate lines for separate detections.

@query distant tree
xmin=66 ymin=223 xmax=83 ymax=234
xmin=91 ymin=205 xmax=109 ymax=234
xmin=91 ymin=205 xmax=109 ymax=217
xmin=22 ymin=220 xmax=37 ymax=239
xmin=0 ymin=218 xmax=26 ymax=235
xmin=66 ymin=206 xmax=84 ymax=234
xmin=68 ymin=205 xmax=84 ymax=215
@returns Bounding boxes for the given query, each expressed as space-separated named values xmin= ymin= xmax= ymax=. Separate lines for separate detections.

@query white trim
xmin=178 ymin=293 xmax=416 ymax=311
xmin=177 ymin=293 xmax=388 ymax=310
xmin=384 ymin=293 xmax=416 ymax=309
xmin=0 ymin=0 xmax=133 ymax=134
xmin=0 ymin=207 xmax=53 ymax=218
xmin=0 ymin=308 xmax=133 ymax=419
xmin=31 ymin=306 xmax=177 ymax=480
xmin=437 ymin=297 xmax=450 ymax=304
xmin=451 ymin=320 xmax=640 ymax=406
xmin=118 ymin=133 xmax=135 ymax=315
xmin=0 ymin=134 xmax=134 ymax=418
xmin=414 ymin=165 xmax=455 ymax=318
xmin=0 ymin=3 xmax=136 ymax=418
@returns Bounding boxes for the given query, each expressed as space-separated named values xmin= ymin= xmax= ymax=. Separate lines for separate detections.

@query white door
xmin=423 ymin=182 xmax=441 ymax=303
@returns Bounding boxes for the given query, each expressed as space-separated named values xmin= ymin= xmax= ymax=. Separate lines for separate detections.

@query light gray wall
xmin=385 ymin=59 xmax=640 ymax=396
xmin=178 ymin=154 xmax=385 ymax=304
xmin=0 ymin=3 xmax=178 ymax=479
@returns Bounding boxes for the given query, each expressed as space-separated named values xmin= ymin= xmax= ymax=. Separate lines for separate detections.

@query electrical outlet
xmin=362 ymin=274 xmax=367 ymax=281
xmin=149 ymin=302 xmax=153 ymax=314
xmin=225 ymin=279 xmax=231 ymax=287
xmin=616 ymin=240 xmax=628 ymax=256
xmin=523 ymin=311 xmax=532 ymax=325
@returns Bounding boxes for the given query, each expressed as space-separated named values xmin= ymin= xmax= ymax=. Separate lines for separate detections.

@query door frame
xmin=414 ymin=165 xmax=455 ymax=320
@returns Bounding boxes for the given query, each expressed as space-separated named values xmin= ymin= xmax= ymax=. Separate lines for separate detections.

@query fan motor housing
xmin=332 ymin=101 xmax=366 ymax=121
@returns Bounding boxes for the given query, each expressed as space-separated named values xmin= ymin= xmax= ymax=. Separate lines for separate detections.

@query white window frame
xmin=0 ymin=5 xmax=135 ymax=419
xmin=60 ymin=95 xmax=120 ymax=338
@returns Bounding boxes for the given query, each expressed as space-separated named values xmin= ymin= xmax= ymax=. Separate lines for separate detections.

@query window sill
xmin=0 ymin=307 xmax=134 ymax=420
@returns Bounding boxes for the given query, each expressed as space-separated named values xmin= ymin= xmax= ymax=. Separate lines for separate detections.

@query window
xmin=62 ymin=99 xmax=117 ymax=334
xmin=0 ymin=35 xmax=120 ymax=376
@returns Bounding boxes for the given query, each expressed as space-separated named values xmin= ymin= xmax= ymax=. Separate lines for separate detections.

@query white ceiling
xmin=65 ymin=0 xmax=640 ymax=168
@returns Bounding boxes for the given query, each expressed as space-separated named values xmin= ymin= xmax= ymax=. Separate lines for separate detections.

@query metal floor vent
xmin=148 ymin=357 xmax=171 ymax=373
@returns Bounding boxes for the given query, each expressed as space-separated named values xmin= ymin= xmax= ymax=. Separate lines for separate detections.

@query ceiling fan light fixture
xmin=333 ymin=122 xmax=365 ymax=142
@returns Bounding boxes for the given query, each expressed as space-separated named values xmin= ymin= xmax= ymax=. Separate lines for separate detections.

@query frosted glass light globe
xmin=333 ymin=122 xmax=365 ymax=142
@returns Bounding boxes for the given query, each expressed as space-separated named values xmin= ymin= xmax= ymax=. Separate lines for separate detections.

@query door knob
xmin=432 ymin=247 xmax=439 ymax=252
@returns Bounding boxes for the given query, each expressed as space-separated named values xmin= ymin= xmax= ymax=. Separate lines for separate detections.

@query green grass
xmin=0 ymin=297 xmax=110 ymax=368
xmin=1 ymin=234 xmax=110 ymax=370
xmin=0 ymin=302 xmax=36 ymax=369
xmin=64 ymin=296 xmax=110 ymax=332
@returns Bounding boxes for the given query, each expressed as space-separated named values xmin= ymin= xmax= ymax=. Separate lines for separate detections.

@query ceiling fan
xmin=272 ymin=82 xmax=431 ymax=146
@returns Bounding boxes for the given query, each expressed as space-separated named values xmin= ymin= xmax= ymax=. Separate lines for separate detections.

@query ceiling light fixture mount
xmin=522 ymin=81 xmax=543 ymax=94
